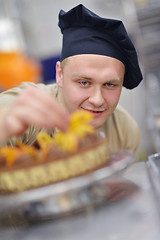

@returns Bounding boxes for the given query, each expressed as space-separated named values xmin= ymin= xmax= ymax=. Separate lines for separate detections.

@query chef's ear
xmin=56 ymin=61 xmax=63 ymax=87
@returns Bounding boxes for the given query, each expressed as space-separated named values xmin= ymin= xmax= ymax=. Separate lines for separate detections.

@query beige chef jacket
xmin=0 ymin=82 xmax=140 ymax=159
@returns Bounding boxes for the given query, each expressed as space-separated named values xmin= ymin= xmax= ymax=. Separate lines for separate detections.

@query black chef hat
xmin=58 ymin=4 xmax=143 ymax=89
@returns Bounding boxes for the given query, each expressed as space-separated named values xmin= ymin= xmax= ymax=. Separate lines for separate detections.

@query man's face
xmin=56 ymin=54 xmax=125 ymax=129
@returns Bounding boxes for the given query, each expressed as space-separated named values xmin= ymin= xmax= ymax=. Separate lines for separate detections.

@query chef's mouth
xmin=81 ymin=108 xmax=105 ymax=113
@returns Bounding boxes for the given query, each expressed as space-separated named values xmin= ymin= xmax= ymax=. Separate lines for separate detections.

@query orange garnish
xmin=0 ymin=110 xmax=95 ymax=167
xmin=0 ymin=147 xmax=21 ymax=166
xmin=53 ymin=132 xmax=78 ymax=152
xmin=36 ymin=132 xmax=53 ymax=149
xmin=53 ymin=110 xmax=94 ymax=152
xmin=16 ymin=141 xmax=37 ymax=156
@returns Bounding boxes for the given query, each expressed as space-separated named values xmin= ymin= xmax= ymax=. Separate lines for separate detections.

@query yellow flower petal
xmin=35 ymin=110 xmax=95 ymax=153
xmin=69 ymin=110 xmax=93 ymax=128
xmin=70 ymin=124 xmax=94 ymax=138
xmin=53 ymin=132 xmax=78 ymax=152
xmin=36 ymin=132 xmax=53 ymax=148
xmin=69 ymin=110 xmax=94 ymax=134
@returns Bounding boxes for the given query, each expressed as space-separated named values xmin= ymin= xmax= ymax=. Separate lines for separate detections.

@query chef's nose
xmin=89 ymin=89 xmax=105 ymax=107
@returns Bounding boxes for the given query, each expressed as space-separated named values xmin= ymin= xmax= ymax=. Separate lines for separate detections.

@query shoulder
xmin=103 ymin=105 xmax=140 ymax=155
xmin=18 ymin=82 xmax=58 ymax=96
xmin=112 ymin=105 xmax=140 ymax=143
xmin=0 ymin=82 xmax=59 ymax=119
xmin=40 ymin=83 xmax=59 ymax=97
xmin=113 ymin=105 xmax=139 ymax=131
xmin=115 ymin=105 xmax=140 ymax=152
xmin=0 ymin=82 xmax=58 ymax=100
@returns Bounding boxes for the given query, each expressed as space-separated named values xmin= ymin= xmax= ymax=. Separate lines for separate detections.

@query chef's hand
xmin=0 ymin=86 xmax=69 ymax=142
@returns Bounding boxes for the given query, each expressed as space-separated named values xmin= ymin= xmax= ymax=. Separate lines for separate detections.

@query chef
xmin=0 ymin=4 xmax=143 ymax=159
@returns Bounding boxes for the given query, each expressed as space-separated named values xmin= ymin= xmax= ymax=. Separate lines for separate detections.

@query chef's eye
xmin=105 ymin=82 xmax=115 ymax=87
xmin=79 ymin=81 xmax=89 ymax=86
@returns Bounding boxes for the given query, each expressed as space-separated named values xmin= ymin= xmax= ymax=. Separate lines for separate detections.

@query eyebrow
xmin=73 ymin=73 xmax=123 ymax=83
xmin=106 ymin=78 xmax=123 ymax=83
xmin=72 ymin=73 xmax=92 ymax=80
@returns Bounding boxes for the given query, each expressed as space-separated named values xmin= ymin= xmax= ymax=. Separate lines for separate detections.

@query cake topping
xmin=0 ymin=110 xmax=94 ymax=166
xmin=52 ymin=110 xmax=94 ymax=151
xmin=0 ymin=110 xmax=109 ymax=193
xmin=36 ymin=110 xmax=94 ymax=152
xmin=0 ymin=143 xmax=37 ymax=167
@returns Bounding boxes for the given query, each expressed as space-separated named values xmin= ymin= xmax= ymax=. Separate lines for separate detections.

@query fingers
xmin=3 ymin=86 xmax=70 ymax=138
xmin=16 ymin=87 xmax=69 ymax=129
xmin=4 ymin=112 xmax=28 ymax=137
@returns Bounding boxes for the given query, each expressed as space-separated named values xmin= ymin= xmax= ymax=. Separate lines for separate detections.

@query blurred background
xmin=0 ymin=0 xmax=160 ymax=159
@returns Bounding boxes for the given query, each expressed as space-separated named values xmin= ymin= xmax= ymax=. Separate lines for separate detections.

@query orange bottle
xmin=0 ymin=51 xmax=41 ymax=91
xmin=0 ymin=18 xmax=42 ymax=91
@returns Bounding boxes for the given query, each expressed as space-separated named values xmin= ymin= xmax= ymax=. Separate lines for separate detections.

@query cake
xmin=0 ymin=110 xmax=109 ymax=193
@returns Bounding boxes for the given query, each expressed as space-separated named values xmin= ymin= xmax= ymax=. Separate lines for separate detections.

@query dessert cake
xmin=0 ymin=110 xmax=109 ymax=193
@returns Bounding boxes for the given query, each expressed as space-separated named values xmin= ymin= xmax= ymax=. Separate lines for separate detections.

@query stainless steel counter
xmin=0 ymin=162 xmax=160 ymax=240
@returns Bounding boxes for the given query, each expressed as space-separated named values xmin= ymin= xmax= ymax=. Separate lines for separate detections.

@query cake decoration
xmin=0 ymin=110 xmax=109 ymax=193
